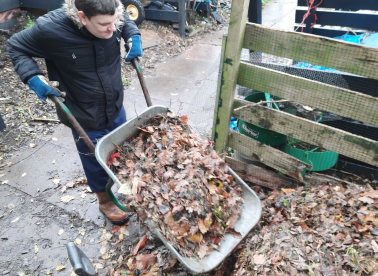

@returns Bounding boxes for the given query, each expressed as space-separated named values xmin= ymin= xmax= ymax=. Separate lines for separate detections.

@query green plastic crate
xmin=282 ymin=140 xmax=339 ymax=174
xmin=237 ymin=92 xmax=287 ymax=147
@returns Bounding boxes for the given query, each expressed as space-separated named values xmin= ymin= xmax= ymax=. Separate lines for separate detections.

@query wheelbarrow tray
xmin=95 ymin=105 xmax=262 ymax=274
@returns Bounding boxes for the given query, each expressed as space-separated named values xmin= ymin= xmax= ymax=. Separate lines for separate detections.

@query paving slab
xmin=4 ymin=142 xmax=83 ymax=197
xmin=155 ymin=57 xmax=215 ymax=80
xmin=38 ymin=124 xmax=78 ymax=152
xmin=126 ymin=75 xmax=198 ymax=104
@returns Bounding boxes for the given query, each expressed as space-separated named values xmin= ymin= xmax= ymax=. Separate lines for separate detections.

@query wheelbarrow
xmin=51 ymin=48 xmax=262 ymax=275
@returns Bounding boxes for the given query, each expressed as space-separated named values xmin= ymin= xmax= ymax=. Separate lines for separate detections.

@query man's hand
xmin=27 ymin=75 xmax=65 ymax=101
xmin=125 ymin=35 xmax=143 ymax=62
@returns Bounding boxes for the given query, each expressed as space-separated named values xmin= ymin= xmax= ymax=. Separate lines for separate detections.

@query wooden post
xmin=211 ymin=34 xmax=227 ymax=141
xmin=178 ymin=0 xmax=186 ymax=38
xmin=213 ymin=0 xmax=250 ymax=154
xmin=248 ymin=0 xmax=261 ymax=24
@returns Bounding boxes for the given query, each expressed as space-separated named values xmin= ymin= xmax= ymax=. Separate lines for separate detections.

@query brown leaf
xmin=189 ymin=225 xmax=199 ymax=235
xmin=253 ymin=254 xmax=265 ymax=265
xmin=362 ymin=190 xmax=378 ymax=199
xmin=270 ymin=251 xmax=282 ymax=264
xmin=198 ymin=244 xmax=210 ymax=259
xmin=359 ymin=196 xmax=374 ymax=204
xmin=336 ymin=233 xmax=345 ymax=240
xmin=126 ymin=160 xmax=134 ymax=168
xmin=178 ymin=220 xmax=190 ymax=236
xmin=299 ymin=222 xmax=309 ymax=232
xmin=187 ymin=233 xmax=202 ymax=243
xmin=372 ymin=240 xmax=378 ymax=253
xmin=198 ymin=219 xmax=208 ymax=234
xmin=132 ymin=235 xmax=147 ymax=255
xmin=163 ymin=256 xmax=177 ymax=270
xmin=132 ymin=178 xmax=139 ymax=195
xmin=137 ymin=127 xmax=153 ymax=133
xmin=226 ymin=228 xmax=242 ymax=238
xmin=174 ymin=179 xmax=189 ymax=192
xmin=179 ymin=116 xmax=188 ymax=124
xmin=164 ymin=212 xmax=180 ymax=232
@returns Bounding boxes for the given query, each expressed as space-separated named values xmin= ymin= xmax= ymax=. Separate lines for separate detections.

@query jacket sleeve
xmin=121 ymin=13 xmax=141 ymax=42
xmin=6 ymin=21 xmax=48 ymax=83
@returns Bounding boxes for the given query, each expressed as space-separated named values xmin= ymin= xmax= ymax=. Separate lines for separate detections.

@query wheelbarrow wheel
xmin=122 ymin=0 xmax=145 ymax=26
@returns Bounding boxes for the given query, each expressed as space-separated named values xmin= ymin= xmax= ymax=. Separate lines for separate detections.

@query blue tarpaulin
xmin=294 ymin=32 xmax=378 ymax=71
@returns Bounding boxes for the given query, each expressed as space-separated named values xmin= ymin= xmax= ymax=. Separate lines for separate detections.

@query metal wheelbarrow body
xmin=95 ymin=105 xmax=262 ymax=274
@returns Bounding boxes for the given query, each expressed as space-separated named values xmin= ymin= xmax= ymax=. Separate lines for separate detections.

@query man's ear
xmin=77 ymin=11 xmax=87 ymax=26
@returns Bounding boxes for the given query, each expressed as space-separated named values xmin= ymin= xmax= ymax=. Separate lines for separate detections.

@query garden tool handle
xmin=48 ymin=95 xmax=96 ymax=153
xmin=127 ymin=38 xmax=153 ymax=107
xmin=130 ymin=58 xmax=152 ymax=107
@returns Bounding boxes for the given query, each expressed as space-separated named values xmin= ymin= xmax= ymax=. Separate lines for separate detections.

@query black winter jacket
xmin=6 ymin=7 xmax=140 ymax=131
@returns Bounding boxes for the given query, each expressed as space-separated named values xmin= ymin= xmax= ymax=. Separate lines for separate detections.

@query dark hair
xmin=75 ymin=0 xmax=120 ymax=19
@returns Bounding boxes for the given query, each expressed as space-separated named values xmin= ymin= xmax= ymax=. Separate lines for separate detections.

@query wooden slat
xmin=228 ymin=130 xmax=312 ymax=181
xmin=297 ymin=0 xmax=378 ymax=11
xmin=212 ymin=0 xmax=249 ymax=153
xmin=237 ymin=62 xmax=378 ymax=127
xmin=226 ymin=157 xmax=299 ymax=189
xmin=243 ymin=23 xmax=378 ymax=80
xmin=294 ymin=27 xmax=365 ymax=38
xmin=241 ymin=61 xmax=378 ymax=98
xmin=233 ymin=99 xmax=378 ymax=167
xmin=295 ymin=9 xmax=378 ymax=31
xmin=211 ymin=35 xmax=227 ymax=141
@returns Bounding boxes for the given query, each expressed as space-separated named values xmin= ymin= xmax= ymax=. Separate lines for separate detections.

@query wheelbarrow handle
xmin=48 ymin=95 xmax=96 ymax=153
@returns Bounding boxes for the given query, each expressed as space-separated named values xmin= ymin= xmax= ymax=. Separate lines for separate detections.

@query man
xmin=7 ymin=0 xmax=142 ymax=225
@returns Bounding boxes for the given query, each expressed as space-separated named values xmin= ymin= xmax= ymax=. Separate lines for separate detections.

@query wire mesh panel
xmin=243 ymin=23 xmax=378 ymax=80
xmin=212 ymin=18 xmax=378 ymax=184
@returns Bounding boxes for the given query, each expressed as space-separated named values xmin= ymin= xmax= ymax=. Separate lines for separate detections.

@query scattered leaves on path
xmin=56 ymin=265 xmax=66 ymax=271
xmin=60 ymin=195 xmax=74 ymax=204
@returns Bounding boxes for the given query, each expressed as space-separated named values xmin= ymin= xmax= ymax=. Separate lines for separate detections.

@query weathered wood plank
xmin=237 ymin=62 xmax=378 ymax=127
xmin=243 ymin=23 xmax=378 ymax=80
xmin=233 ymin=99 xmax=378 ymax=167
xmin=211 ymin=35 xmax=227 ymax=141
xmin=303 ymin=172 xmax=355 ymax=187
xmin=226 ymin=157 xmax=300 ymax=189
xmin=212 ymin=0 xmax=250 ymax=153
xmin=296 ymin=27 xmax=365 ymax=38
xmin=228 ymin=130 xmax=312 ymax=181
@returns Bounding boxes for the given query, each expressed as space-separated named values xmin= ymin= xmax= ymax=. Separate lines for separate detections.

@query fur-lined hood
xmin=63 ymin=0 xmax=125 ymax=29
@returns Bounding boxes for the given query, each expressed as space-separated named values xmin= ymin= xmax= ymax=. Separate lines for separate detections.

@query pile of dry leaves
xmin=109 ymin=112 xmax=244 ymax=260
xmin=232 ymin=183 xmax=378 ymax=275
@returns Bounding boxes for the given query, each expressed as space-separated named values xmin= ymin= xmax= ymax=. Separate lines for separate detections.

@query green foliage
xmin=283 ymin=199 xmax=288 ymax=206
xmin=25 ymin=16 xmax=35 ymax=29
xmin=262 ymin=0 xmax=272 ymax=4
xmin=122 ymin=77 xmax=131 ymax=86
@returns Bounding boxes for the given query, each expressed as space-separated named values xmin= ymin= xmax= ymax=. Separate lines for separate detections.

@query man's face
xmin=78 ymin=11 xmax=118 ymax=39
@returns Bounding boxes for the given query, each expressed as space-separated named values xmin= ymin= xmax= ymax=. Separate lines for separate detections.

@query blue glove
xmin=125 ymin=35 xmax=143 ymax=62
xmin=27 ymin=75 xmax=62 ymax=101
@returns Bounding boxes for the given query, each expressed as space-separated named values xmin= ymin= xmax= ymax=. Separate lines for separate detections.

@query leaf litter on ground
xmin=232 ymin=182 xmax=378 ymax=275
xmin=108 ymin=112 xmax=244 ymax=261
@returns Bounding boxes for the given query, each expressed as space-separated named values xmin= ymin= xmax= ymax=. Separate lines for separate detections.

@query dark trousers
xmin=72 ymin=107 xmax=127 ymax=193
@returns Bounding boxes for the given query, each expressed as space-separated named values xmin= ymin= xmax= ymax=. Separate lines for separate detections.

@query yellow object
xmin=209 ymin=180 xmax=223 ymax=188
